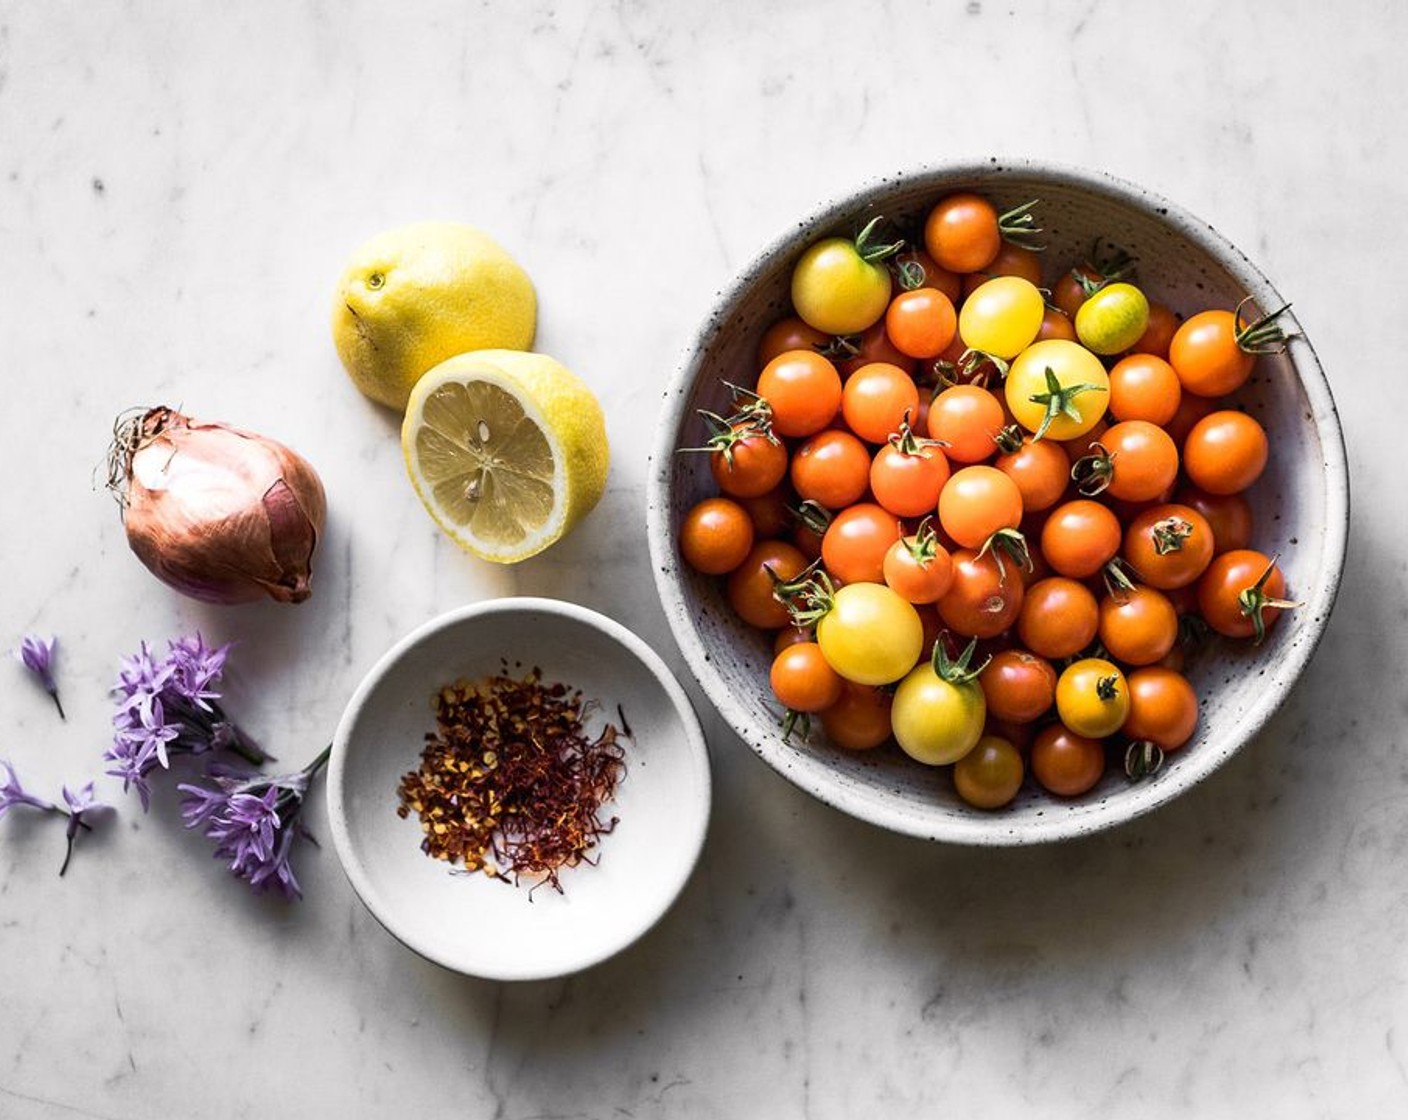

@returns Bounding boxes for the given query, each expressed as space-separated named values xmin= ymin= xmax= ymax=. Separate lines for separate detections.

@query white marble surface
xmin=1 ymin=2 xmax=1405 ymax=1116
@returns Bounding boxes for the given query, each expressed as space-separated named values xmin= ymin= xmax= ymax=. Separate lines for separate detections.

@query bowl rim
xmin=646 ymin=156 xmax=1349 ymax=846
xmin=326 ymin=595 xmax=713 ymax=979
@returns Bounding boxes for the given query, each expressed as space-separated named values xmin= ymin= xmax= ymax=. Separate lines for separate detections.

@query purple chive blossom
xmin=0 ymin=759 xmax=55 ymax=817
xmin=106 ymin=635 xmax=267 ymax=811
xmin=59 ymin=782 xmax=110 ymax=877
xmin=18 ymin=635 xmax=64 ymax=720
xmin=177 ymin=746 xmax=330 ymax=901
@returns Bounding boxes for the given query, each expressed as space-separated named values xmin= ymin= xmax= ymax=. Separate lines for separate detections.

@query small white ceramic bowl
xmin=327 ymin=598 xmax=711 ymax=980
xmin=647 ymin=158 xmax=1348 ymax=845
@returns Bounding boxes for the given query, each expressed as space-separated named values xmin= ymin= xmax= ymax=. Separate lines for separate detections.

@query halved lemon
xmin=402 ymin=350 xmax=609 ymax=563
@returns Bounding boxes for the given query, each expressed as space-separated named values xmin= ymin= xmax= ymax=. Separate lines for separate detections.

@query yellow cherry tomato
xmin=891 ymin=644 xmax=987 ymax=765
xmin=1075 ymin=282 xmax=1151 ymax=356
xmin=790 ymin=220 xmax=898 ymax=335
xmin=958 ymin=275 xmax=1045 ymax=359
xmin=953 ymin=734 xmax=1025 ymax=809
xmin=816 ymin=582 xmax=923 ymax=686
xmin=1055 ymin=657 xmax=1130 ymax=739
xmin=1005 ymin=339 xmax=1110 ymax=441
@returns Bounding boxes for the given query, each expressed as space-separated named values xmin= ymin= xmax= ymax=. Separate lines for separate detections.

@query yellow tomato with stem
xmin=1005 ymin=339 xmax=1110 ymax=441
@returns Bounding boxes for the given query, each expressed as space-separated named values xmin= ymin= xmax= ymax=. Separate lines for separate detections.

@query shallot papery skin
xmin=116 ymin=407 xmax=328 ymax=605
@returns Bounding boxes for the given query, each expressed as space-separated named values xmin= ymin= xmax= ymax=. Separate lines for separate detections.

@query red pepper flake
xmin=396 ymin=666 xmax=628 ymax=895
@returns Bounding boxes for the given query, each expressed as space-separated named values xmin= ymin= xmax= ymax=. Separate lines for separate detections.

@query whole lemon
xmin=331 ymin=222 xmax=536 ymax=411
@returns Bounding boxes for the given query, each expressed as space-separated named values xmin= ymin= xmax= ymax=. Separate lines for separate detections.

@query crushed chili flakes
xmin=396 ymin=665 xmax=628 ymax=895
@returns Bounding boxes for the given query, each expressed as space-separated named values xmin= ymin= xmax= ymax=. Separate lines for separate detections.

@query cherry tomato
xmin=961 ymin=241 xmax=1043 ymax=292
xmin=1168 ymin=308 xmax=1254 ymax=397
xmin=821 ymin=503 xmax=902 ymax=585
xmin=1075 ymin=281 xmax=1150 ymax=355
xmin=770 ymin=641 xmax=844 ymax=713
xmin=1017 ymin=577 xmax=1100 ymax=660
xmin=790 ymin=224 xmax=896 ymax=335
xmin=891 ymin=645 xmax=988 ymax=765
xmin=1086 ymin=420 xmax=1179 ymax=502
xmin=937 ymin=548 xmax=1025 ymax=639
xmin=708 ymin=423 xmax=789 ymax=498
xmin=995 ymin=434 xmax=1070 ymax=513
xmin=1108 ymin=353 xmax=1182 ymax=426
xmin=937 ymin=465 xmax=1024 ymax=550
xmin=756 ymin=350 xmax=843 ymax=438
xmin=790 ymin=428 xmax=871 ymax=508
xmin=1056 ymin=657 xmax=1129 ymax=739
xmin=1122 ymin=503 xmax=1215 ymax=590
xmin=1098 ymin=585 xmax=1179 ymax=666
xmin=820 ymin=681 xmax=893 ymax=751
xmin=1030 ymin=724 xmax=1105 ymax=797
xmin=773 ymin=625 xmax=814 ymax=654
xmin=870 ymin=430 xmax=951 ymax=518
xmin=816 ymin=581 xmax=924 ymax=685
xmin=882 ymin=531 xmax=954 ymax=604
xmin=1130 ymin=300 xmax=1178 ymax=359
xmin=758 ymin=316 xmax=829 ymax=368
xmin=737 ymin=486 xmax=792 ymax=539
xmin=885 ymin=287 xmax=958 ymax=359
xmin=923 ymin=192 xmax=1002 ymax=273
xmin=1036 ymin=305 xmax=1079 ymax=343
xmin=1122 ymin=667 xmax=1198 ymax=751
xmin=1197 ymin=549 xmax=1293 ymax=642
xmin=979 ymin=648 xmax=1057 ymax=723
xmin=958 ymin=276 xmax=1045 ymax=360
xmin=1005 ymin=339 xmax=1110 ymax=441
xmin=1182 ymin=410 xmax=1268 ymax=495
xmin=833 ymin=319 xmax=915 ymax=377
xmin=1040 ymin=500 xmax=1122 ymax=579
xmin=925 ymin=384 xmax=1005 ymax=464
xmin=953 ymin=735 xmax=1025 ymax=809
xmin=1164 ymin=390 xmax=1215 ymax=447
xmin=841 ymin=361 xmax=920 ymax=444
xmin=1175 ymin=486 xmax=1254 ymax=554
xmin=1052 ymin=264 xmax=1101 ymax=320
xmin=892 ymin=247 xmax=962 ymax=302
xmin=679 ymin=496 xmax=755 ymax=575
xmin=985 ymin=716 xmax=1037 ymax=755
xmin=726 ymin=539 xmax=808 ymax=630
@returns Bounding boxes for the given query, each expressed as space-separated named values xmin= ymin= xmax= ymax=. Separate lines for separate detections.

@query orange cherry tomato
xmin=923 ymin=192 xmax=1001 ymax=273
xmin=869 ymin=431 xmax=951 ymax=518
xmin=936 ymin=548 xmax=1025 ymax=639
xmin=726 ymin=539 xmax=808 ymax=630
xmin=737 ymin=486 xmax=792 ymax=539
xmin=1182 ymin=410 xmax=1268 ymax=495
xmin=1017 ymin=577 xmax=1100 ymax=660
xmin=821 ymin=503 xmax=903 ymax=585
xmin=790 ymin=428 xmax=871 ymax=509
xmin=679 ymin=496 xmax=755 ymax=575
xmin=1164 ymin=390 xmax=1216 ymax=447
xmin=1107 ymin=353 xmax=1182 ymax=426
xmin=882 ymin=534 xmax=954 ymax=604
xmin=937 ymin=465 xmax=1024 ymax=550
xmin=960 ymin=241 xmax=1044 ymax=292
xmin=953 ymin=735 xmax=1025 ymax=810
xmin=1040 ymin=500 xmax=1122 ymax=579
xmin=769 ymin=641 xmax=844 ymax=713
xmin=925 ymin=384 xmax=1005 ymax=464
xmin=1197 ymin=549 xmax=1292 ymax=641
xmin=840 ymin=362 xmax=919 ymax=444
xmin=1121 ymin=667 xmax=1199 ymax=751
xmin=1030 ymin=723 xmax=1105 ymax=797
xmin=757 ymin=316 xmax=829 ymax=369
xmin=1086 ymin=420 xmax=1180 ymax=503
xmin=1098 ymin=585 xmax=1179 ymax=665
xmin=1174 ymin=486 xmax=1254 ymax=554
xmin=1122 ymin=503 xmax=1215 ymax=590
xmin=1130 ymin=300 xmax=1179 ymax=359
xmin=756 ymin=349 xmax=843 ymax=438
xmin=884 ymin=287 xmax=958 ymax=359
xmin=708 ymin=423 xmax=789 ymax=498
xmin=820 ymin=681 xmax=894 ymax=751
xmin=1168 ymin=308 xmax=1254 ymax=397
xmin=995 ymin=434 xmax=1070 ymax=513
xmin=979 ymin=647 xmax=1057 ymax=723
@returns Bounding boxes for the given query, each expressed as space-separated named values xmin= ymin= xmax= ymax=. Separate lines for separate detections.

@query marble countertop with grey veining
xmin=2 ymin=3 xmax=1405 ymax=1117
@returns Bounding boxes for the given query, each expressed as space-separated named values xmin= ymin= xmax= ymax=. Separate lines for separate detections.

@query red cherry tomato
xmin=679 ymin=497 xmax=755 ymax=575
xmin=1030 ymin=724 xmax=1105 ymax=797
xmin=726 ymin=540 xmax=808 ymax=630
xmin=820 ymin=681 xmax=894 ymax=750
xmin=936 ymin=548 xmax=1025 ymax=639
xmin=757 ymin=316 xmax=829 ymax=369
xmin=1017 ymin=577 xmax=1100 ymax=660
xmin=979 ymin=648 xmax=1057 ymax=723
xmin=1197 ymin=549 xmax=1293 ymax=642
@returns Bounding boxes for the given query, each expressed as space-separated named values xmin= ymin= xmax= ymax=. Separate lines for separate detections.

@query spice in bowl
xmin=396 ymin=667 xmax=628 ymax=894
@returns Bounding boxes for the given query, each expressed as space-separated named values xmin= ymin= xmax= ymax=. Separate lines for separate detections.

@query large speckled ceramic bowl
xmin=647 ymin=159 xmax=1348 ymax=845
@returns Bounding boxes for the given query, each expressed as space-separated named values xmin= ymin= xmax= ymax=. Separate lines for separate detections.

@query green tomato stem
xmin=1027 ymin=366 xmax=1106 ymax=441
xmin=854 ymin=215 xmax=905 ymax=264
xmin=997 ymin=199 xmax=1045 ymax=251
xmin=1234 ymin=297 xmax=1294 ymax=355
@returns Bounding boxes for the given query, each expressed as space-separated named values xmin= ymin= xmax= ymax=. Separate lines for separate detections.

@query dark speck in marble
xmin=91 ymin=176 xmax=104 ymax=195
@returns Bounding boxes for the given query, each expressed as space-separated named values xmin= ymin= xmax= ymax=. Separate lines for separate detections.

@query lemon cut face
xmin=403 ymin=350 xmax=608 ymax=563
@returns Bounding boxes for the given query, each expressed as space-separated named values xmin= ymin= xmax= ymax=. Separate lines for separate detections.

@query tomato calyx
xmin=853 ymin=215 xmax=906 ymax=266
xmin=790 ymin=498 xmax=833 ymax=538
xmin=1095 ymin=673 xmax=1121 ymax=702
xmin=1124 ymin=739 xmax=1165 ymax=781
xmin=1234 ymin=296 xmax=1295 ymax=355
xmin=997 ymin=199 xmax=1045 ymax=251
xmin=956 ymin=348 xmax=1009 ymax=386
xmin=780 ymin=708 xmax=812 ymax=743
xmin=1237 ymin=553 xmax=1303 ymax=645
xmin=900 ymin=516 xmax=944 ymax=565
xmin=975 ymin=527 xmax=1032 ymax=584
xmin=993 ymin=423 xmax=1027 ymax=455
xmin=720 ymin=379 xmax=774 ymax=426
xmin=1027 ymin=365 xmax=1108 ymax=441
xmin=1070 ymin=441 xmax=1116 ymax=496
xmin=678 ymin=406 xmax=779 ymax=467
xmin=929 ymin=632 xmax=989 ymax=685
xmin=1102 ymin=556 xmax=1138 ymax=600
xmin=1151 ymin=516 xmax=1193 ymax=555
xmin=1072 ymin=239 xmax=1137 ymax=296
xmin=773 ymin=564 xmax=836 ymax=629
xmin=888 ymin=414 xmax=948 ymax=456
xmin=1178 ymin=611 xmax=1210 ymax=652
xmin=894 ymin=251 xmax=930 ymax=292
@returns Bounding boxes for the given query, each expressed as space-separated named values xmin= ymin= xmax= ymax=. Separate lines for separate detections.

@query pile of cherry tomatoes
xmin=677 ymin=191 xmax=1295 ymax=810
